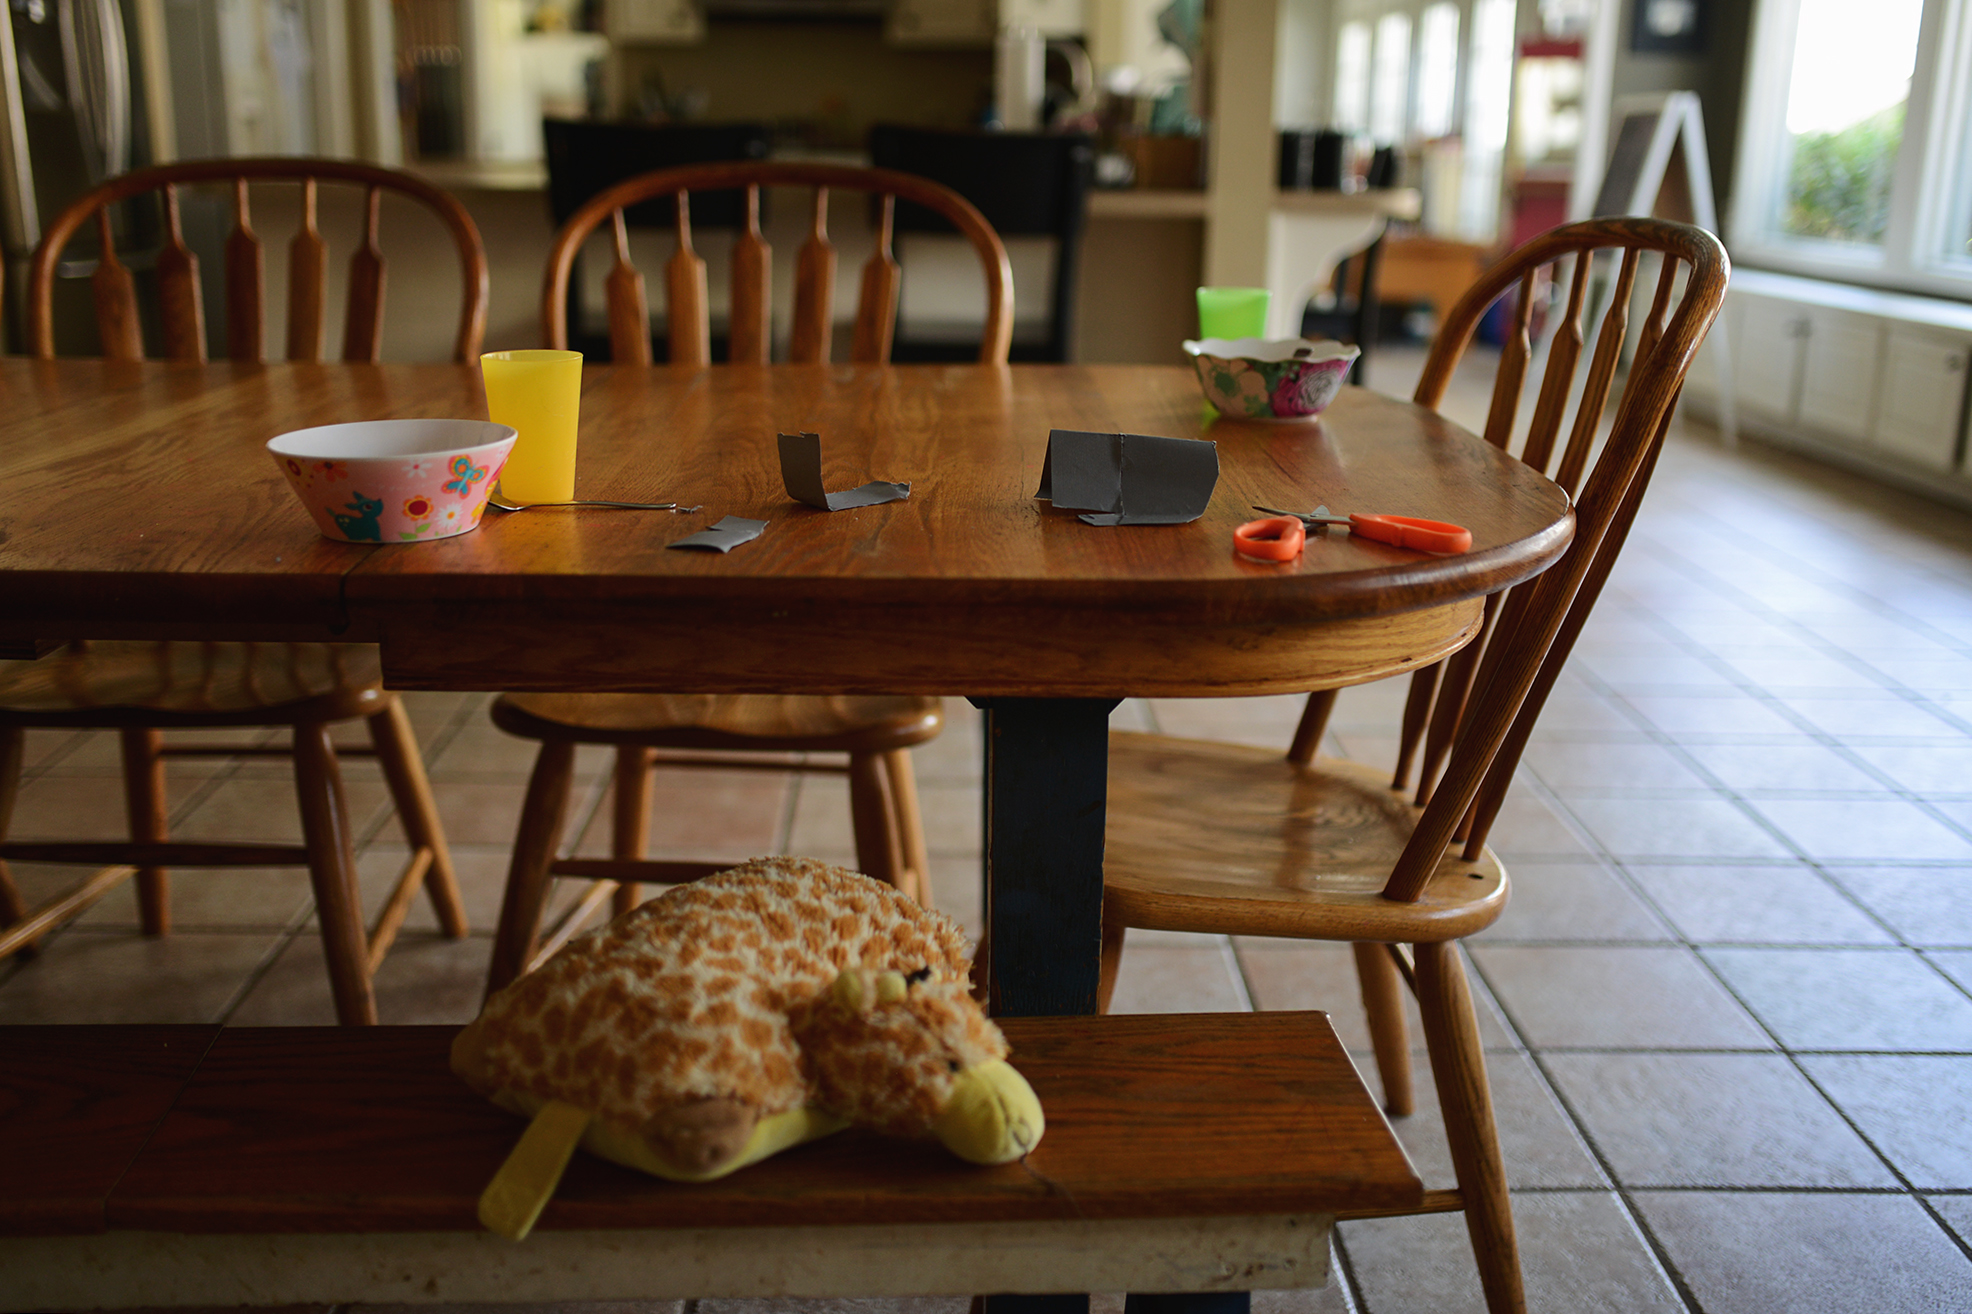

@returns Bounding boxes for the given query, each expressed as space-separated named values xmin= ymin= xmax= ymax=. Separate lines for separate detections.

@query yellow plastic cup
xmin=1196 ymin=286 xmax=1271 ymax=340
xmin=481 ymin=349 xmax=583 ymax=504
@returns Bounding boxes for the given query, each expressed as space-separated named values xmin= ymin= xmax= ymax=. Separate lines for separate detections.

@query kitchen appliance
xmin=0 ymin=0 xmax=358 ymax=352
xmin=0 ymin=0 xmax=150 ymax=348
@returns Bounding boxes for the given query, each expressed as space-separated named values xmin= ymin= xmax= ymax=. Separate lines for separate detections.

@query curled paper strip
xmin=668 ymin=515 xmax=767 ymax=553
xmin=778 ymin=431 xmax=911 ymax=511
xmin=1034 ymin=429 xmax=1219 ymax=526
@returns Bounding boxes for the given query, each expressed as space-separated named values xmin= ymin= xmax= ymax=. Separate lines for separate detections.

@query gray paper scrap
xmin=667 ymin=515 xmax=767 ymax=553
xmin=778 ymin=431 xmax=911 ymax=511
xmin=1034 ymin=428 xmax=1219 ymax=526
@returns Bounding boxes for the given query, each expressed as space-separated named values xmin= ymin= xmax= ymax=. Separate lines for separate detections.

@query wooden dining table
xmin=0 ymin=357 xmax=1574 ymax=1021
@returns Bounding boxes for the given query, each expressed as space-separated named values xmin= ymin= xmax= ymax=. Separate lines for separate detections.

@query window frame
xmin=1731 ymin=0 xmax=1972 ymax=298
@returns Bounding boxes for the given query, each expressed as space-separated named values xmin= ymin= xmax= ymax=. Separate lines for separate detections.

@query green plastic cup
xmin=1196 ymin=286 xmax=1271 ymax=340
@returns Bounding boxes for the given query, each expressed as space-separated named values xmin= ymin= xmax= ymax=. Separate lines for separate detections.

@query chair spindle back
xmin=542 ymin=161 xmax=1013 ymax=365
xmin=1377 ymin=217 xmax=1728 ymax=903
xmin=29 ymin=158 xmax=489 ymax=364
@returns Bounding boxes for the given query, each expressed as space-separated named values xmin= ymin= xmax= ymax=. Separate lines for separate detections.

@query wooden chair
xmin=2 ymin=160 xmax=492 ymax=1026
xmin=1097 ymin=217 xmax=1729 ymax=1314
xmin=541 ymin=159 xmax=1012 ymax=365
xmin=484 ymin=162 xmax=1012 ymax=995
xmin=28 ymin=157 xmax=488 ymax=364
xmin=541 ymin=119 xmax=770 ymax=360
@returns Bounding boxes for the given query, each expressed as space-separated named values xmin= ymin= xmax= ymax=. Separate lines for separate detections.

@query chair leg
xmin=880 ymin=748 xmax=931 ymax=905
xmin=118 ymin=727 xmax=170 ymax=936
xmin=365 ymin=699 xmax=467 ymax=939
xmin=487 ymin=739 xmax=577 ymax=998
xmin=847 ymin=751 xmax=906 ymax=892
xmin=1353 ymin=941 xmax=1414 ymax=1117
xmin=0 ymin=726 xmax=32 ymax=952
xmin=611 ymin=746 xmax=652 ymax=916
xmin=1097 ymin=897 xmax=1126 ymax=1015
xmin=292 ymin=721 xmax=378 ymax=1026
xmin=1287 ymin=690 xmax=1338 ymax=767
xmin=1415 ymin=940 xmax=1523 ymax=1314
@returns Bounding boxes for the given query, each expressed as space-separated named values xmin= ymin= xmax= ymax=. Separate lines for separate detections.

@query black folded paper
xmin=1034 ymin=429 xmax=1219 ymax=526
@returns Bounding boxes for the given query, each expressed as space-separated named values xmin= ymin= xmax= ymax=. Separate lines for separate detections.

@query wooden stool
xmin=483 ymin=692 xmax=942 ymax=995
xmin=0 ymin=641 xmax=467 ymax=1025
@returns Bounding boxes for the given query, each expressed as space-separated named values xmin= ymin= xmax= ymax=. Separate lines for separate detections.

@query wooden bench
xmin=0 ymin=1014 xmax=1420 ymax=1309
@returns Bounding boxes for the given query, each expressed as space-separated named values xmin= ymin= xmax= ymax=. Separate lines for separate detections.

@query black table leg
xmin=974 ymin=696 xmax=1115 ymax=1019
xmin=974 ymin=698 xmax=1249 ymax=1314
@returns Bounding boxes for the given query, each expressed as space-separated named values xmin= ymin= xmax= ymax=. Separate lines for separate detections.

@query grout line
xmin=1496 ymin=682 xmax=1972 ymax=1276
xmin=1459 ymin=950 xmax=1705 ymax=1312
xmin=776 ymin=753 xmax=804 ymax=856
xmin=1326 ymin=1229 xmax=1367 ymax=1313
xmin=213 ymin=921 xmax=302 ymax=1025
xmin=1555 ymin=661 xmax=1919 ymax=946
xmin=1220 ymin=936 xmax=1257 ymax=1014
xmin=15 ymin=728 xmax=87 ymax=779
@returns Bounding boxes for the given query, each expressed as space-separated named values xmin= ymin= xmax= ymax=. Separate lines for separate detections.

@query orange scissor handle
xmin=1348 ymin=514 xmax=1472 ymax=554
xmin=1233 ymin=516 xmax=1306 ymax=562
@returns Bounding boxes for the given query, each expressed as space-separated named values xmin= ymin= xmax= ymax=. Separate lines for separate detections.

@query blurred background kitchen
xmin=0 ymin=0 xmax=1750 ymax=364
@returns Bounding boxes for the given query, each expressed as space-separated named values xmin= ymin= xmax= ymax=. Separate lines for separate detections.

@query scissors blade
xmin=1251 ymin=504 xmax=1343 ymax=526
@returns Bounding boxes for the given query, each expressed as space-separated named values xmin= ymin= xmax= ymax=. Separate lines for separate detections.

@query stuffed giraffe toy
xmin=454 ymin=856 xmax=1044 ymax=1238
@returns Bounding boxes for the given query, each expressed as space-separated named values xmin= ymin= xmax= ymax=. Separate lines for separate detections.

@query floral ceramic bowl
xmin=1184 ymin=337 xmax=1361 ymax=420
xmin=268 ymin=419 xmax=517 ymax=544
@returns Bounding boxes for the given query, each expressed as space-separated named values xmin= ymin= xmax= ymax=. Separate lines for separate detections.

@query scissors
xmin=1250 ymin=504 xmax=1472 ymax=555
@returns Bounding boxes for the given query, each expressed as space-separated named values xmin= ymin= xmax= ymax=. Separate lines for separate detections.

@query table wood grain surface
xmin=0 ymin=361 xmax=1572 ymax=697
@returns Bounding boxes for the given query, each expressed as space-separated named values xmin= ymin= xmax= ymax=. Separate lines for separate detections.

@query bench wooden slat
xmin=84 ymin=1013 xmax=1415 ymax=1236
xmin=0 ymin=1026 xmax=219 ymax=1236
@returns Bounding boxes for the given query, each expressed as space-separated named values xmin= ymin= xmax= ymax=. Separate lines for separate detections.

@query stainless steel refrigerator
xmin=0 ymin=0 xmax=362 ymax=353
xmin=0 ymin=0 xmax=155 ymax=351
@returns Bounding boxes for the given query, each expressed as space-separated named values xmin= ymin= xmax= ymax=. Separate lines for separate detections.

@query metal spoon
xmin=486 ymin=493 xmax=698 ymax=512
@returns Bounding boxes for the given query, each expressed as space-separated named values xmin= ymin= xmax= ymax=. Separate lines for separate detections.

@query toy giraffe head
xmin=791 ymin=966 xmax=1044 ymax=1164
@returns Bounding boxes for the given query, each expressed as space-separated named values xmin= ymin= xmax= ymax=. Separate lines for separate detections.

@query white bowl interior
xmin=267 ymin=419 xmax=516 ymax=461
xmin=1183 ymin=337 xmax=1361 ymax=364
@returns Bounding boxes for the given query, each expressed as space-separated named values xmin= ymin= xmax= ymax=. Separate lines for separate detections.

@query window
xmin=1734 ymin=0 xmax=1972 ymax=296
xmin=1458 ymin=0 xmax=1516 ymax=240
xmin=1414 ymin=2 xmax=1461 ymax=140
xmin=1318 ymin=0 xmax=1513 ymax=241
xmin=1370 ymin=12 xmax=1413 ymax=143
xmin=1334 ymin=21 xmax=1372 ymax=134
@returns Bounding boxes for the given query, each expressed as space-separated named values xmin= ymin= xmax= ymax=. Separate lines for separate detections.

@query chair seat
xmin=1102 ymin=731 xmax=1509 ymax=944
xmin=0 ymin=643 xmax=386 ymax=728
xmin=491 ymin=693 xmax=943 ymax=753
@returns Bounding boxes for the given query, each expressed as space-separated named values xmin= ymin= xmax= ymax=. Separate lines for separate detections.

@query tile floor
xmin=4 ymin=347 xmax=1972 ymax=1311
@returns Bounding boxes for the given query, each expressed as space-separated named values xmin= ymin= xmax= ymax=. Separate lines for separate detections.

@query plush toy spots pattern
xmin=453 ymin=856 xmax=1044 ymax=1189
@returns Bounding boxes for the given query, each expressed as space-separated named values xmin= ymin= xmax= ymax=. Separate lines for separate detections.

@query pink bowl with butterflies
xmin=267 ymin=419 xmax=517 ymax=545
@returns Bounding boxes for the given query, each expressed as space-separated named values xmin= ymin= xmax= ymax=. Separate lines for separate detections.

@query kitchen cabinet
xmin=1732 ymin=293 xmax=1805 ymax=422
xmin=1002 ymin=0 xmax=1086 ymax=34
xmin=886 ymin=0 xmax=996 ymax=44
xmin=1873 ymin=326 xmax=1968 ymax=470
xmin=1702 ymin=272 xmax=1971 ymax=485
xmin=610 ymin=0 xmax=704 ymax=42
xmin=1798 ymin=305 xmax=1882 ymax=443
xmin=884 ymin=0 xmax=1079 ymax=46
